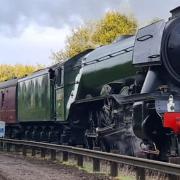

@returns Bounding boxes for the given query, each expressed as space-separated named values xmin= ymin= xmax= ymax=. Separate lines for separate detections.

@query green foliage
xmin=52 ymin=11 xmax=137 ymax=63
xmin=93 ymin=11 xmax=137 ymax=45
xmin=52 ymin=22 xmax=96 ymax=62
xmin=0 ymin=64 xmax=43 ymax=82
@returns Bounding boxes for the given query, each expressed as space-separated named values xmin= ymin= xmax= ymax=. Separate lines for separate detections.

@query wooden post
xmin=22 ymin=145 xmax=27 ymax=156
xmin=6 ymin=143 xmax=10 ymax=152
xmin=31 ymin=148 xmax=36 ymax=156
xmin=93 ymin=147 xmax=100 ymax=172
xmin=50 ymin=149 xmax=56 ymax=161
xmin=168 ymin=157 xmax=180 ymax=180
xmin=77 ymin=154 xmax=83 ymax=167
xmin=136 ymin=167 xmax=145 ymax=180
xmin=63 ymin=151 xmax=68 ymax=162
xmin=76 ymin=145 xmax=83 ymax=167
xmin=93 ymin=158 xmax=100 ymax=172
xmin=15 ymin=144 xmax=21 ymax=153
xmin=168 ymin=174 xmax=180 ymax=180
xmin=41 ymin=148 xmax=46 ymax=158
xmin=110 ymin=162 xmax=118 ymax=177
xmin=0 ymin=142 xmax=4 ymax=151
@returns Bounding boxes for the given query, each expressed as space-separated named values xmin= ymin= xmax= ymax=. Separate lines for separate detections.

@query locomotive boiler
xmin=0 ymin=7 xmax=180 ymax=161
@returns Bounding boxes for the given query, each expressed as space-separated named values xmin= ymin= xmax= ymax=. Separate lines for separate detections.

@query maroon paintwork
xmin=0 ymin=79 xmax=18 ymax=124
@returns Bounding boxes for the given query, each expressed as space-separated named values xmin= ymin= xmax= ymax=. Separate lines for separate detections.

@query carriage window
xmin=55 ymin=68 xmax=62 ymax=87
xmin=1 ymin=91 xmax=5 ymax=108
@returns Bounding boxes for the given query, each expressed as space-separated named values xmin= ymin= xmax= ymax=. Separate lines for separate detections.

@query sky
xmin=0 ymin=0 xmax=180 ymax=66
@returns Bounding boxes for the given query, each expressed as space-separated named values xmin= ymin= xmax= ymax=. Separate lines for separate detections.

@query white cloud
xmin=0 ymin=0 xmax=122 ymax=36
xmin=0 ymin=24 xmax=71 ymax=66
xmin=0 ymin=0 xmax=179 ymax=66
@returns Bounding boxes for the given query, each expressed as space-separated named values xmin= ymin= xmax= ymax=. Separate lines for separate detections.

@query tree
xmin=0 ymin=64 xmax=43 ymax=82
xmin=93 ymin=11 xmax=137 ymax=45
xmin=52 ymin=11 xmax=137 ymax=63
xmin=52 ymin=22 xmax=96 ymax=62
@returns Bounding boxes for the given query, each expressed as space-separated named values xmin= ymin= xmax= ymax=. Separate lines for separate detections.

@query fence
xmin=0 ymin=138 xmax=179 ymax=180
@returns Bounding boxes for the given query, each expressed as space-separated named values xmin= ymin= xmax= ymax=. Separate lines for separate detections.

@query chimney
xmin=170 ymin=6 xmax=180 ymax=19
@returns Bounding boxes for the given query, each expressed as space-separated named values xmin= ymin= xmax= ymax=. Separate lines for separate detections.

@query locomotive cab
xmin=54 ymin=66 xmax=64 ymax=121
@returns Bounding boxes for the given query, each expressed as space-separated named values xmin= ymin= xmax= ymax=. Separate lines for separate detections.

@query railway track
xmin=0 ymin=138 xmax=179 ymax=180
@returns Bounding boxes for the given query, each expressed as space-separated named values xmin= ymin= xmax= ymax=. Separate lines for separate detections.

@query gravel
xmin=0 ymin=152 xmax=111 ymax=180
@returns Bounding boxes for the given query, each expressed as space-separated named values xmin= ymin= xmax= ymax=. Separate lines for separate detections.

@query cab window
xmin=55 ymin=68 xmax=63 ymax=87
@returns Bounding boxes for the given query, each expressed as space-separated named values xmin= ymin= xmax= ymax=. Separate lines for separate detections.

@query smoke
xmin=0 ymin=0 xmax=130 ymax=36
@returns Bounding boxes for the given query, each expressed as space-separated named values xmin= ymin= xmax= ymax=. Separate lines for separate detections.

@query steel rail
xmin=0 ymin=138 xmax=180 ymax=178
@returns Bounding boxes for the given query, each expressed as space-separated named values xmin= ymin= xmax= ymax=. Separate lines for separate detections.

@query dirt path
xmin=0 ymin=152 xmax=111 ymax=180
